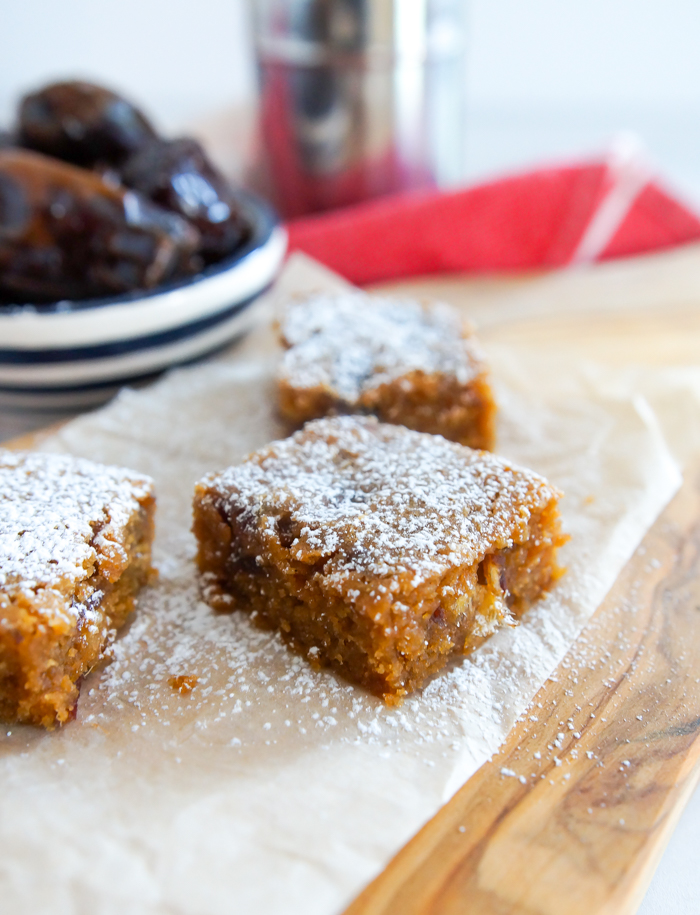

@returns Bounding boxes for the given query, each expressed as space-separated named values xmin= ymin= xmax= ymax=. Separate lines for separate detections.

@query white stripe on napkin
xmin=570 ymin=133 xmax=653 ymax=266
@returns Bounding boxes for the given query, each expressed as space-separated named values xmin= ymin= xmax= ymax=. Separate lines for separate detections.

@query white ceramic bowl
xmin=0 ymin=192 xmax=286 ymax=410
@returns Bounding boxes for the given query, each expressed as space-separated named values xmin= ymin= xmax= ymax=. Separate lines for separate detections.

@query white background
xmin=1 ymin=2 xmax=699 ymax=912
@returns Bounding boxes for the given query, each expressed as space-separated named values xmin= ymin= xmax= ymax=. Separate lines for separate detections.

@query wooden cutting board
xmin=8 ymin=243 xmax=700 ymax=915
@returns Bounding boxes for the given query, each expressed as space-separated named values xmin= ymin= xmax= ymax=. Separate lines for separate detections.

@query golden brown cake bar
xmin=193 ymin=416 xmax=566 ymax=702
xmin=0 ymin=450 xmax=155 ymax=728
xmin=277 ymin=291 xmax=496 ymax=450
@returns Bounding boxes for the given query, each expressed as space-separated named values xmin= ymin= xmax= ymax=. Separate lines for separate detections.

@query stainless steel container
xmin=249 ymin=0 xmax=466 ymax=217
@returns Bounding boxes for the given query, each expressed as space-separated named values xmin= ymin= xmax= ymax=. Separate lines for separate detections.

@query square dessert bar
xmin=0 ymin=450 xmax=155 ymax=727
xmin=277 ymin=291 xmax=496 ymax=451
xmin=193 ymin=416 xmax=566 ymax=702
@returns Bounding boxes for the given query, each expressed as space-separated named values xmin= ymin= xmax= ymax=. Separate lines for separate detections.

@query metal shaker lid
xmin=251 ymin=0 xmax=464 ymax=66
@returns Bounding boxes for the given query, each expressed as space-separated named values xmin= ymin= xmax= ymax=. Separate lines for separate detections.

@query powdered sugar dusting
xmin=0 ymin=449 xmax=152 ymax=617
xmin=29 ymin=354 xmax=677 ymax=754
xmin=202 ymin=415 xmax=557 ymax=587
xmin=0 ymin=336 xmax=681 ymax=915
xmin=279 ymin=291 xmax=485 ymax=401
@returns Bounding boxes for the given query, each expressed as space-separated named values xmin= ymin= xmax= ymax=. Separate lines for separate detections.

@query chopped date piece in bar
xmin=193 ymin=416 xmax=567 ymax=702
xmin=277 ymin=291 xmax=497 ymax=450
xmin=0 ymin=450 xmax=155 ymax=728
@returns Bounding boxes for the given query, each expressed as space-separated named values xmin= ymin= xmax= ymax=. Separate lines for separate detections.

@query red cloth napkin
xmin=285 ymin=152 xmax=700 ymax=286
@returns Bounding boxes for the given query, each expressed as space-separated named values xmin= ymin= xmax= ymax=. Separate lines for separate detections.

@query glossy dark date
xmin=0 ymin=149 xmax=200 ymax=303
xmin=120 ymin=137 xmax=250 ymax=263
xmin=18 ymin=81 xmax=157 ymax=167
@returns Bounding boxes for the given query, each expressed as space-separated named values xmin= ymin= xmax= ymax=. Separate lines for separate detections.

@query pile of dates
xmin=0 ymin=81 xmax=252 ymax=303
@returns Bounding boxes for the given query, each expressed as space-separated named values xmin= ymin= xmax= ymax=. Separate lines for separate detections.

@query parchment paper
xmin=0 ymin=256 xmax=684 ymax=915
